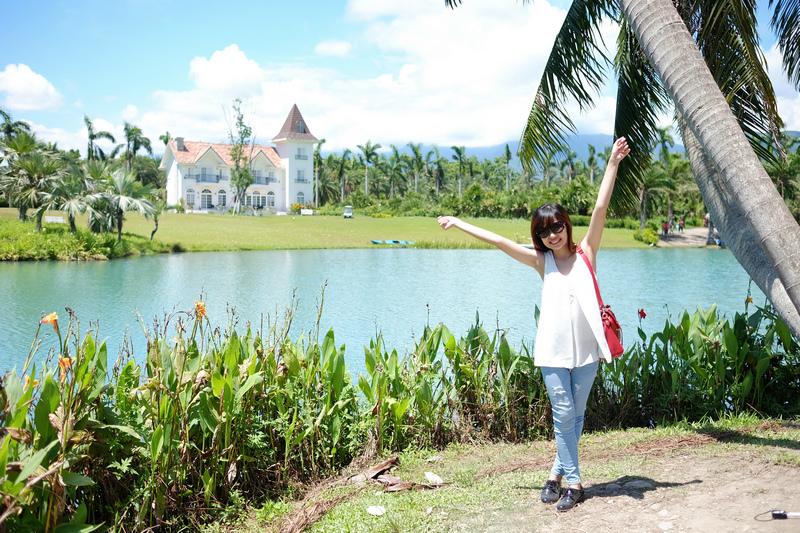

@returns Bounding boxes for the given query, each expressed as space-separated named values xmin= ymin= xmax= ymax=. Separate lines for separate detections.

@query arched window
xmin=217 ymin=189 xmax=227 ymax=207
xmin=200 ymin=189 xmax=212 ymax=209
xmin=267 ymin=191 xmax=275 ymax=208
xmin=297 ymin=191 xmax=305 ymax=206
xmin=252 ymin=191 xmax=264 ymax=208
xmin=185 ymin=188 xmax=195 ymax=207
xmin=297 ymin=120 xmax=305 ymax=134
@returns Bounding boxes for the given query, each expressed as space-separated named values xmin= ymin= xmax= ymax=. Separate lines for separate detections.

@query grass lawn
xmin=0 ymin=208 xmax=647 ymax=252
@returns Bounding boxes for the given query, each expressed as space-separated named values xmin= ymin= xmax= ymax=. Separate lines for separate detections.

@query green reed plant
xmin=3 ymin=291 xmax=797 ymax=532
xmin=589 ymin=295 xmax=800 ymax=430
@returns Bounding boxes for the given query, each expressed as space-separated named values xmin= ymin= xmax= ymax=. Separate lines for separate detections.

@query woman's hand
xmin=610 ymin=136 xmax=631 ymax=164
xmin=438 ymin=215 xmax=461 ymax=230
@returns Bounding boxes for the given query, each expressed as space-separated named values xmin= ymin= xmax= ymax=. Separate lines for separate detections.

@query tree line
xmin=2 ymin=105 xmax=798 ymax=243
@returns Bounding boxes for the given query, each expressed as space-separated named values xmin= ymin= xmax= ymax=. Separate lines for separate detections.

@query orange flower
xmin=58 ymin=355 xmax=75 ymax=382
xmin=195 ymin=301 xmax=206 ymax=319
xmin=42 ymin=312 xmax=59 ymax=332
xmin=24 ymin=375 xmax=40 ymax=390
xmin=746 ymin=297 xmax=753 ymax=304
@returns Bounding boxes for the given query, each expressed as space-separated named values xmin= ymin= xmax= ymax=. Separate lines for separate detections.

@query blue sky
xmin=1 ymin=0 xmax=796 ymax=157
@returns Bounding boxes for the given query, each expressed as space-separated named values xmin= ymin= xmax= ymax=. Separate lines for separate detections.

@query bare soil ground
xmin=458 ymin=428 xmax=800 ymax=533
xmin=257 ymin=422 xmax=800 ymax=533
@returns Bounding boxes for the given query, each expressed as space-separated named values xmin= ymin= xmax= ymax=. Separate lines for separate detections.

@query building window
xmin=297 ymin=192 xmax=305 ymax=205
xmin=295 ymin=147 xmax=307 ymax=160
xmin=267 ymin=191 xmax=275 ymax=207
xmin=297 ymin=120 xmax=305 ymax=134
xmin=217 ymin=189 xmax=227 ymax=207
xmin=267 ymin=171 xmax=276 ymax=183
xmin=253 ymin=169 xmax=264 ymax=184
xmin=185 ymin=188 xmax=195 ymax=206
xmin=200 ymin=189 xmax=212 ymax=209
xmin=296 ymin=170 xmax=306 ymax=183
xmin=252 ymin=191 xmax=265 ymax=208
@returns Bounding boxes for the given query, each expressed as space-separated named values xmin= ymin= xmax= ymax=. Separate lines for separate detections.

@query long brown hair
xmin=530 ymin=203 xmax=576 ymax=253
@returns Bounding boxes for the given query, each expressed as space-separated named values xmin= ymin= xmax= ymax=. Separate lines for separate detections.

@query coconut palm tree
xmin=504 ymin=144 xmax=513 ymax=190
xmin=123 ymin=122 xmax=153 ymax=172
xmin=357 ymin=140 xmax=381 ymax=195
xmin=446 ymin=0 xmax=800 ymax=336
xmin=653 ymin=126 xmax=675 ymax=168
xmin=451 ymin=145 xmax=466 ymax=196
xmin=314 ymin=138 xmax=326 ymax=206
xmin=84 ymin=115 xmax=116 ymax=161
xmin=333 ymin=149 xmax=351 ymax=202
xmin=407 ymin=142 xmax=425 ymax=193
xmin=159 ymin=131 xmax=172 ymax=146
xmin=386 ymin=145 xmax=409 ymax=198
xmin=0 ymin=107 xmax=31 ymax=140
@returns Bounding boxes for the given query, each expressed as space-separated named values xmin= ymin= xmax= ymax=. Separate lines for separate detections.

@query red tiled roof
xmin=167 ymin=140 xmax=283 ymax=168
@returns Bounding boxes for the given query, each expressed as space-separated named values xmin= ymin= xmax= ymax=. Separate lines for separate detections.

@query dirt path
xmin=258 ymin=423 xmax=800 ymax=533
xmin=450 ymin=428 xmax=800 ymax=533
xmin=657 ymin=227 xmax=716 ymax=247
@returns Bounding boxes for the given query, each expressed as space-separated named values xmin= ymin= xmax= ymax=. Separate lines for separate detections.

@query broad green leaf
xmin=17 ymin=440 xmax=59 ymax=483
xmin=62 ymin=471 xmax=95 ymax=486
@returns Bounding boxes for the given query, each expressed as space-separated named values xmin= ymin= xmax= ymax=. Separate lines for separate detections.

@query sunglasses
xmin=535 ymin=221 xmax=566 ymax=239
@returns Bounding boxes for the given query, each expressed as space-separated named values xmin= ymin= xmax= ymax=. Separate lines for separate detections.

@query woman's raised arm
xmin=582 ymin=137 xmax=630 ymax=266
xmin=438 ymin=216 xmax=544 ymax=274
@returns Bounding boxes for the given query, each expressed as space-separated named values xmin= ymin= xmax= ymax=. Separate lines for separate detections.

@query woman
xmin=438 ymin=136 xmax=630 ymax=511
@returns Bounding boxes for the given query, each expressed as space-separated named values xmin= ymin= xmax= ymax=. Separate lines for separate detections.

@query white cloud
xmin=189 ymin=45 xmax=264 ymax=101
xmin=30 ymin=1 xmax=628 ymax=156
xmin=315 ymin=40 xmax=352 ymax=57
xmin=0 ymin=64 xmax=63 ymax=111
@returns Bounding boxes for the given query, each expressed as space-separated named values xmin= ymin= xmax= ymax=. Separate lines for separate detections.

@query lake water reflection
xmin=1 ymin=248 xmax=764 ymax=375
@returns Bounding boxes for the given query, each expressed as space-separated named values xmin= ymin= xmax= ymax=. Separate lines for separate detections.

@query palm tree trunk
xmin=116 ymin=209 xmax=123 ymax=242
xmin=68 ymin=214 xmax=76 ymax=234
xmin=638 ymin=190 xmax=647 ymax=230
xmin=679 ymin=118 xmax=800 ymax=338
xmin=620 ymin=0 xmax=800 ymax=325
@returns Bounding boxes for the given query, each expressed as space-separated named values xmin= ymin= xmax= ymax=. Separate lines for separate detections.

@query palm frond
xmin=769 ymin=0 xmax=800 ymax=90
xmin=519 ymin=0 xmax=616 ymax=174
xmin=691 ymin=0 xmax=782 ymax=165
xmin=611 ymin=21 xmax=671 ymax=212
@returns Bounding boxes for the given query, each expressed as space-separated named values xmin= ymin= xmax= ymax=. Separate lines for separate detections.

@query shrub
xmin=633 ymin=228 xmax=659 ymax=245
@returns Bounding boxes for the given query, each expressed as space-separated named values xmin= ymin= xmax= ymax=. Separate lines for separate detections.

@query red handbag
xmin=577 ymin=247 xmax=624 ymax=359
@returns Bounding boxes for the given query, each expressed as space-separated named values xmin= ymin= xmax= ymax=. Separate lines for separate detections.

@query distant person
xmin=678 ymin=219 xmax=684 ymax=232
xmin=438 ymin=137 xmax=631 ymax=512
xmin=662 ymin=221 xmax=669 ymax=235
xmin=703 ymin=213 xmax=709 ymax=227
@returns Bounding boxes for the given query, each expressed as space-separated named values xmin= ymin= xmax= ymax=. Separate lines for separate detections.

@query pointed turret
xmin=272 ymin=104 xmax=318 ymax=143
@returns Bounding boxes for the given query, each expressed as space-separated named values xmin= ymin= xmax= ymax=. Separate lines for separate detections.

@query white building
xmin=160 ymin=104 xmax=319 ymax=213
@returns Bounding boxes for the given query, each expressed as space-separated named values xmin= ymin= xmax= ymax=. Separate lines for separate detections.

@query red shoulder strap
xmin=576 ymin=245 xmax=604 ymax=307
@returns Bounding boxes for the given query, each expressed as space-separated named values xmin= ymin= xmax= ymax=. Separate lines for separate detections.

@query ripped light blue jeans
xmin=541 ymin=361 xmax=599 ymax=486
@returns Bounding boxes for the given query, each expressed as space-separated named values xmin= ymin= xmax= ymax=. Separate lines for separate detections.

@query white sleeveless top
xmin=534 ymin=250 xmax=613 ymax=368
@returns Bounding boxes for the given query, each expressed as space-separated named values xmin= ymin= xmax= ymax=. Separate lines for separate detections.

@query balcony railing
xmin=187 ymin=174 xmax=224 ymax=183
xmin=295 ymin=154 xmax=308 ymax=160
xmin=295 ymin=178 xmax=309 ymax=183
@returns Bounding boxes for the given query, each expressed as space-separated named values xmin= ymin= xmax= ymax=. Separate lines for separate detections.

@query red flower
xmin=638 ymin=309 xmax=647 ymax=319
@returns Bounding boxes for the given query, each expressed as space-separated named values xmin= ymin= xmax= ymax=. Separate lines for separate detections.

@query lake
xmin=1 ymin=248 xmax=764 ymax=376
